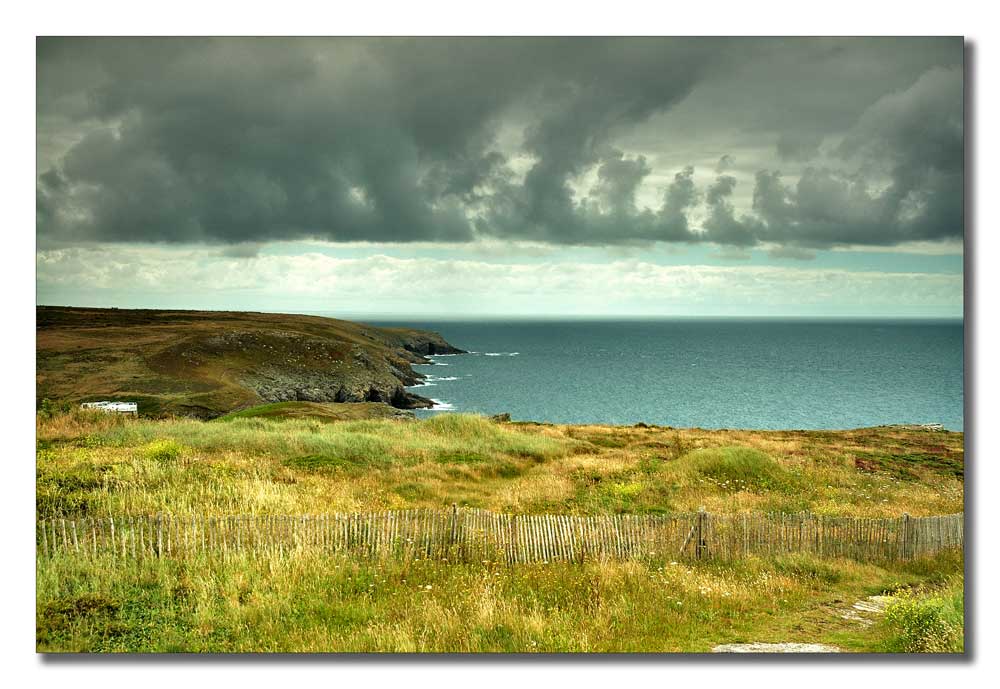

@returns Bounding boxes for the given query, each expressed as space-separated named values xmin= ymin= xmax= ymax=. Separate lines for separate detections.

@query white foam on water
xmin=429 ymin=399 xmax=455 ymax=411
xmin=407 ymin=382 xmax=436 ymax=388
xmin=483 ymin=352 xmax=519 ymax=357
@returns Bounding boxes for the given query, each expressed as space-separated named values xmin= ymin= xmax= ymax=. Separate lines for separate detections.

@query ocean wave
xmin=483 ymin=352 xmax=519 ymax=357
xmin=427 ymin=376 xmax=460 ymax=381
xmin=406 ymin=382 xmax=436 ymax=388
xmin=429 ymin=399 xmax=455 ymax=411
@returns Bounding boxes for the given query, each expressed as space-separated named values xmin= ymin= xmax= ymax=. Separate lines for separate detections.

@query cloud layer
xmin=36 ymin=246 xmax=962 ymax=317
xmin=37 ymin=38 xmax=964 ymax=250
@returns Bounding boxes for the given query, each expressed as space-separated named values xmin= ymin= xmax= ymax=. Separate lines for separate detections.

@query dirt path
xmin=712 ymin=594 xmax=893 ymax=653
xmin=837 ymin=595 xmax=893 ymax=628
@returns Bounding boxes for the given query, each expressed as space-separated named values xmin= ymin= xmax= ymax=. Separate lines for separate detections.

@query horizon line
xmin=36 ymin=304 xmax=964 ymax=322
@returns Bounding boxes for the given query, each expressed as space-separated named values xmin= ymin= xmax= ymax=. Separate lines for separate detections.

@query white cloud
xmin=36 ymin=246 xmax=963 ymax=317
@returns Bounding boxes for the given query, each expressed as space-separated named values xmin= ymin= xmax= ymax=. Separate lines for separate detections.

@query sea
xmin=332 ymin=318 xmax=965 ymax=432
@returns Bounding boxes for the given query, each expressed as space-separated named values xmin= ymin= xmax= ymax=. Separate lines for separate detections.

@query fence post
xmin=902 ymin=513 xmax=911 ymax=560
xmin=696 ymin=507 xmax=706 ymax=560
xmin=449 ymin=503 xmax=458 ymax=561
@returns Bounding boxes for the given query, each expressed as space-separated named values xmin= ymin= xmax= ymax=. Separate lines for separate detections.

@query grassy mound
xmin=682 ymin=447 xmax=799 ymax=493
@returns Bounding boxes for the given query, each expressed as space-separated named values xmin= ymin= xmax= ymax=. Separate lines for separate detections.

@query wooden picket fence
xmin=36 ymin=508 xmax=963 ymax=564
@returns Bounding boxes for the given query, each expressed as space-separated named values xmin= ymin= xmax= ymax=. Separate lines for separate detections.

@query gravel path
xmin=712 ymin=642 xmax=841 ymax=653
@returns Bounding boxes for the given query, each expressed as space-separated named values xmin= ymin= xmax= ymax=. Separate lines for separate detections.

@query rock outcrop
xmin=371 ymin=328 xmax=467 ymax=358
xmin=198 ymin=329 xmax=455 ymax=410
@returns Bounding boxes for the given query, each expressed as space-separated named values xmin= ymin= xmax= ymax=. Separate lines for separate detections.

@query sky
xmin=36 ymin=37 xmax=964 ymax=318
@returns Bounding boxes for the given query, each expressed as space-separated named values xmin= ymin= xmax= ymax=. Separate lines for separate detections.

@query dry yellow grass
xmin=37 ymin=409 xmax=963 ymax=519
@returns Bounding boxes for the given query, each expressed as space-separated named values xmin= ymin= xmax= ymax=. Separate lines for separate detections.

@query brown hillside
xmin=36 ymin=306 xmax=464 ymax=418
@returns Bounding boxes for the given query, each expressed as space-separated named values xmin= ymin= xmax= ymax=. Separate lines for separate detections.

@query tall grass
xmin=36 ymin=548 xmax=963 ymax=653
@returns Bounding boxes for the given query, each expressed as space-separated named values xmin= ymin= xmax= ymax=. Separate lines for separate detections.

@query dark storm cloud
xmin=751 ymin=67 xmax=964 ymax=248
xmin=36 ymin=37 xmax=963 ymax=250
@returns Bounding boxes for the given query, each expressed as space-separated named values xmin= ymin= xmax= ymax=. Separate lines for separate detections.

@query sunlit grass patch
xmin=143 ymin=439 xmax=185 ymax=463
xmin=679 ymin=447 xmax=800 ymax=493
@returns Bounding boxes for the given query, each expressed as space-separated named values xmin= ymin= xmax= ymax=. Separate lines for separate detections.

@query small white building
xmin=80 ymin=401 xmax=138 ymax=415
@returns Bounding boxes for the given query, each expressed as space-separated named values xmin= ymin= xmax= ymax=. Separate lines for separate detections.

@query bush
xmin=143 ymin=439 xmax=184 ymax=463
xmin=37 ymin=398 xmax=71 ymax=419
xmin=878 ymin=583 xmax=964 ymax=653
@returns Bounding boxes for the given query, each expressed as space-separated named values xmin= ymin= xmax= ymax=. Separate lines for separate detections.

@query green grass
xmin=35 ymin=549 xmax=963 ymax=653
xmin=143 ymin=439 xmax=184 ymax=462
xmin=682 ymin=447 xmax=800 ymax=493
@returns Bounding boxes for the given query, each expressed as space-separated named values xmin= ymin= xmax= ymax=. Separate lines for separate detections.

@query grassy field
xmin=37 ymin=546 xmax=963 ymax=653
xmin=37 ymin=408 xmax=963 ymax=518
xmin=36 ymin=408 xmax=964 ymax=652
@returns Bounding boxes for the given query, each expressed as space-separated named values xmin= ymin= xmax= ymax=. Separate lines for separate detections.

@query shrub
xmin=38 ymin=398 xmax=70 ymax=419
xmin=143 ymin=439 xmax=184 ymax=463
xmin=878 ymin=583 xmax=964 ymax=653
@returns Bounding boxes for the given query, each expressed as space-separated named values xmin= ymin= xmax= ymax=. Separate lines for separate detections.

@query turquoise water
xmin=362 ymin=319 xmax=964 ymax=431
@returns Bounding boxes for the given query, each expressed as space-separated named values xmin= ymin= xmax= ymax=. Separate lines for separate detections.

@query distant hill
xmin=36 ymin=306 xmax=464 ymax=418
